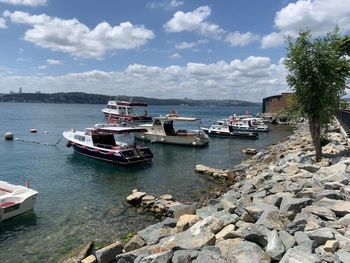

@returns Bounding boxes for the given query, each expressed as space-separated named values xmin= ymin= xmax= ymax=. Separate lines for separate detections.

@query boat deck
xmin=0 ymin=187 xmax=13 ymax=196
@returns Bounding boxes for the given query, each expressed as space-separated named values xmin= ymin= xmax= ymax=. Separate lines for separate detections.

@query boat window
xmin=74 ymin=135 xmax=85 ymax=142
xmin=119 ymin=107 xmax=126 ymax=115
xmin=153 ymin=119 xmax=162 ymax=126
xmin=4 ymin=203 xmax=20 ymax=213
xmin=84 ymin=130 xmax=91 ymax=136
xmin=163 ymin=120 xmax=176 ymax=136
xmin=92 ymin=134 xmax=116 ymax=148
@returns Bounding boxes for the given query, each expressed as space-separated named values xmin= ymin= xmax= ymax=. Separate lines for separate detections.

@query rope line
xmin=15 ymin=135 xmax=63 ymax=147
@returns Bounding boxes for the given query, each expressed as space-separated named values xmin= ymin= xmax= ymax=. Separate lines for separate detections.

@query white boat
xmin=201 ymin=120 xmax=258 ymax=139
xmin=102 ymin=100 xmax=152 ymax=123
xmin=63 ymin=124 xmax=153 ymax=165
xmin=134 ymin=115 xmax=209 ymax=146
xmin=230 ymin=117 xmax=270 ymax=132
xmin=0 ymin=180 xmax=38 ymax=222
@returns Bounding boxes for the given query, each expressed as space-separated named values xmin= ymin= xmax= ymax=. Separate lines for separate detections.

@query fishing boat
xmin=102 ymin=100 xmax=152 ymax=123
xmin=201 ymin=120 xmax=258 ymax=139
xmin=134 ymin=115 xmax=209 ymax=146
xmin=0 ymin=180 xmax=38 ymax=222
xmin=230 ymin=117 xmax=270 ymax=132
xmin=63 ymin=124 xmax=153 ymax=165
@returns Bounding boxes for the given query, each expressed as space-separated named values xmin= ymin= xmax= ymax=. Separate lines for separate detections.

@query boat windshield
xmin=129 ymin=106 xmax=148 ymax=116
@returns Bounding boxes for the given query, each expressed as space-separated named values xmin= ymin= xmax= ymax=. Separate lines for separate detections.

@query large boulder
xmin=266 ymin=230 xmax=285 ymax=260
xmin=226 ymin=240 xmax=270 ymax=263
xmin=95 ymin=242 xmax=123 ymax=263
xmin=279 ymin=247 xmax=320 ymax=263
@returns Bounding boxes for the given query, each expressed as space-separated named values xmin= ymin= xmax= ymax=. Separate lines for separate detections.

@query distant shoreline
xmin=0 ymin=92 xmax=261 ymax=107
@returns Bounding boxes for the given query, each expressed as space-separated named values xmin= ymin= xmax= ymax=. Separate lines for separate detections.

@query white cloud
xmin=262 ymin=0 xmax=350 ymax=48
xmin=37 ymin=65 xmax=47 ymax=69
xmin=0 ymin=56 xmax=289 ymax=101
xmin=170 ymin=53 xmax=181 ymax=59
xmin=225 ymin=31 xmax=260 ymax=47
xmin=0 ymin=17 xmax=6 ymax=28
xmin=164 ymin=6 xmax=225 ymax=39
xmin=147 ymin=0 xmax=184 ymax=10
xmin=47 ymin=59 xmax=63 ymax=65
xmin=175 ymin=39 xmax=207 ymax=49
xmin=4 ymin=11 xmax=155 ymax=59
xmin=261 ymin=32 xmax=285 ymax=49
xmin=0 ymin=0 xmax=47 ymax=6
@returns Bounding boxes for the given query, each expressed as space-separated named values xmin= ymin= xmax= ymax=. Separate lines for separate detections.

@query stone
xmin=279 ymin=230 xmax=296 ymax=251
xmin=244 ymin=202 xmax=279 ymax=221
xmin=95 ymin=242 xmax=123 ymax=263
xmin=160 ymin=217 xmax=178 ymax=228
xmin=226 ymin=240 xmax=269 ymax=263
xmin=171 ymin=250 xmax=199 ymax=263
xmin=211 ymin=209 xmax=239 ymax=226
xmin=215 ymin=238 xmax=241 ymax=259
xmin=240 ymin=225 xmax=270 ymax=247
xmin=126 ymin=191 xmax=146 ymax=205
xmin=159 ymin=194 xmax=173 ymax=201
xmin=302 ymin=205 xmax=336 ymax=221
xmin=192 ymin=247 xmax=226 ymax=263
xmin=336 ymin=249 xmax=350 ymax=263
xmin=298 ymin=164 xmax=320 ymax=173
xmin=189 ymin=216 xmax=224 ymax=235
xmin=115 ymin=248 xmax=150 ymax=263
xmin=124 ymin=235 xmax=146 ymax=252
xmin=196 ymin=206 xmax=220 ymax=218
xmin=280 ymin=197 xmax=312 ymax=219
xmin=81 ymin=255 xmax=96 ymax=263
xmin=138 ymin=222 xmax=169 ymax=245
xmin=294 ymin=231 xmax=315 ymax=253
xmin=176 ymin=214 xmax=201 ymax=233
xmin=170 ymin=203 xmax=197 ymax=218
xmin=323 ymin=240 xmax=339 ymax=253
xmin=324 ymin=182 xmax=344 ymax=190
xmin=338 ymin=214 xmax=350 ymax=226
xmin=255 ymin=210 xmax=285 ymax=230
xmin=283 ymin=163 xmax=300 ymax=174
xmin=174 ymin=230 xmax=216 ymax=250
xmin=279 ymin=247 xmax=320 ymax=263
xmin=215 ymin=224 xmax=236 ymax=242
xmin=315 ymin=198 xmax=350 ymax=217
xmin=134 ymin=250 xmax=173 ymax=263
xmin=306 ymin=227 xmax=334 ymax=246
xmin=266 ymin=230 xmax=285 ymax=260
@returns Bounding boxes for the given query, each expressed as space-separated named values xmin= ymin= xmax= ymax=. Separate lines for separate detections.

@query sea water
xmin=0 ymin=103 xmax=292 ymax=262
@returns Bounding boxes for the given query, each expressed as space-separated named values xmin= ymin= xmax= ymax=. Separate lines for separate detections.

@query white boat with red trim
xmin=134 ymin=115 xmax=209 ymax=146
xmin=102 ymin=100 xmax=152 ymax=123
xmin=0 ymin=180 xmax=38 ymax=222
xmin=63 ymin=124 xmax=153 ymax=165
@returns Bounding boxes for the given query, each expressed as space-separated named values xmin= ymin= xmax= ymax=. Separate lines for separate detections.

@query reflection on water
xmin=0 ymin=103 xmax=293 ymax=262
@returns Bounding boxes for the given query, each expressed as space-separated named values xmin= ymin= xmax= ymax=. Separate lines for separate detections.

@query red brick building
xmin=262 ymin=92 xmax=293 ymax=113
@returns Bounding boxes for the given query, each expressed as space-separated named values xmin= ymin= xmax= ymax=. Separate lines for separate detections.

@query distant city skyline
xmin=0 ymin=0 xmax=349 ymax=102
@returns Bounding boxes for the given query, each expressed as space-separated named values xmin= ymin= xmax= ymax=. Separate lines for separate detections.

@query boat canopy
xmin=157 ymin=116 xmax=200 ymax=122
xmin=108 ymin=101 xmax=148 ymax=107
xmin=95 ymin=126 xmax=148 ymax=134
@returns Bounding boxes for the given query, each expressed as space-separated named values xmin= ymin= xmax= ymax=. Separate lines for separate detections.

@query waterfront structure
xmin=262 ymin=92 xmax=293 ymax=113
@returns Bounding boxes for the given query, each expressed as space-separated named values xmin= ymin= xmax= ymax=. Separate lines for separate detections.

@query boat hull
xmin=134 ymin=133 xmax=209 ymax=147
xmin=72 ymin=144 xmax=153 ymax=165
xmin=0 ymin=193 xmax=38 ymax=222
xmin=202 ymin=128 xmax=258 ymax=139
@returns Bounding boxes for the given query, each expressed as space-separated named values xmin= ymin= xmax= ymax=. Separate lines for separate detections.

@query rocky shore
xmin=67 ymin=121 xmax=350 ymax=262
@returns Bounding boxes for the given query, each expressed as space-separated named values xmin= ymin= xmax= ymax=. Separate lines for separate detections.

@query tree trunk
xmin=309 ymin=116 xmax=322 ymax=162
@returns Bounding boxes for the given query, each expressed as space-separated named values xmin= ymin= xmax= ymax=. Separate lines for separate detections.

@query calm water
xmin=0 ymin=103 xmax=292 ymax=262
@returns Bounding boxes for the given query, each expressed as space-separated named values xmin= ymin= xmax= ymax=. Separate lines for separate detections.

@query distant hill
xmin=0 ymin=92 xmax=261 ymax=107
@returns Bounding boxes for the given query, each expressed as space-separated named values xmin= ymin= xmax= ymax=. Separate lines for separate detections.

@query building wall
xmin=262 ymin=93 xmax=292 ymax=113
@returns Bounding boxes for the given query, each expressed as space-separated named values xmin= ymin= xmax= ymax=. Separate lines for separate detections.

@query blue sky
xmin=0 ymin=0 xmax=349 ymax=102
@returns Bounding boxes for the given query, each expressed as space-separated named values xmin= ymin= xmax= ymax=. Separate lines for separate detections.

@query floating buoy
xmin=4 ymin=132 xmax=14 ymax=140
xmin=30 ymin=129 xmax=37 ymax=133
xmin=242 ymin=148 xmax=257 ymax=155
xmin=44 ymin=131 xmax=49 ymax=134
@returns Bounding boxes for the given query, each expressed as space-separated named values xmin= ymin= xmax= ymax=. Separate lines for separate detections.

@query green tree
xmin=284 ymin=29 xmax=350 ymax=162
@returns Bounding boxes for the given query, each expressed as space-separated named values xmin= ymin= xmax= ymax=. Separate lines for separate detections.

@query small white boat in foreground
xmin=201 ymin=120 xmax=259 ymax=139
xmin=134 ymin=115 xmax=209 ymax=146
xmin=0 ymin=180 xmax=38 ymax=222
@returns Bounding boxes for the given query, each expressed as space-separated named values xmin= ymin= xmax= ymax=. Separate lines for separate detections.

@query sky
xmin=0 ymin=0 xmax=349 ymax=102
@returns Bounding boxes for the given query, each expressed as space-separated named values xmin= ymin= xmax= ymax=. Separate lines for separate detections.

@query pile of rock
xmin=126 ymin=190 xmax=196 ymax=218
xmin=66 ymin=121 xmax=350 ymax=262
xmin=195 ymin=164 xmax=236 ymax=182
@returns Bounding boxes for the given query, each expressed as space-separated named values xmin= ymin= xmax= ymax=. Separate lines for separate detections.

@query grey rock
xmin=306 ymin=227 xmax=334 ymax=246
xmin=298 ymin=164 xmax=320 ymax=173
xmin=174 ymin=230 xmax=216 ymax=250
xmin=135 ymin=250 xmax=173 ymax=263
xmin=192 ymin=246 xmax=225 ymax=263
xmin=294 ymin=231 xmax=315 ymax=253
xmin=314 ymin=245 xmax=336 ymax=263
xmin=211 ymin=209 xmax=239 ymax=226
xmin=127 ymin=191 xmax=146 ymax=205
xmin=138 ymin=222 xmax=171 ymax=245
xmin=266 ymin=230 xmax=285 ymax=260
xmin=170 ymin=203 xmax=197 ymax=218
xmin=226 ymin=240 xmax=269 ymax=263
xmin=315 ymin=190 xmax=343 ymax=201
xmin=244 ymin=202 xmax=279 ymax=221
xmin=314 ymin=198 xmax=350 ymax=217
xmin=279 ymin=230 xmax=296 ymax=251
xmin=124 ymin=235 xmax=146 ymax=252
xmin=279 ymin=247 xmax=320 ymax=263
xmin=324 ymin=182 xmax=344 ymax=190
xmin=215 ymin=239 xmax=241 ymax=260
xmin=215 ymin=224 xmax=236 ymax=241
xmin=302 ymin=205 xmax=336 ymax=221
xmin=161 ymin=217 xmax=178 ymax=228
xmin=240 ymin=224 xmax=270 ymax=247
xmin=196 ymin=205 xmax=220 ymax=218
xmin=95 ymin=242 xmax=123 ymax=263
xmin=255 ymin=210 xmax=285 ymax=230
xmin=115 ymin=249 xmax=150 ymax=263
xmin=171 ymin=250 xmax=199 ymax=263
xmin=280 ymin=197 xmax=312 ymax=219
xmin=338 ymin=214 xmax=350 ymax=226
xmin=189 ymin=216 xmax=224 ymax=235
xmin=336 ymin=249 xmax=350 ymax=263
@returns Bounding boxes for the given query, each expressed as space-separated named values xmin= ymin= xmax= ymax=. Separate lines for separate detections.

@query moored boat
xmin=134 ymin=115 xmax=209 ymax=146
xmin=201 ymin=120 xmax=258 ymax=139
xmin=229 ymin=117 xmax=270 ymax=132
xmin=63 ymin=125 xmax=153 ymax=165
xmin=102 ymin=100 xmax=152 ymax=123
xmin=0 ymin=180 xmax=38 ymax=222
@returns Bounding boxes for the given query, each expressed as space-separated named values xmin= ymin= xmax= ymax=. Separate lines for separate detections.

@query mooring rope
xmin=15 ymin=135 xmax=63 ymax=147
